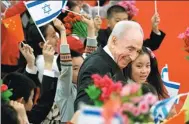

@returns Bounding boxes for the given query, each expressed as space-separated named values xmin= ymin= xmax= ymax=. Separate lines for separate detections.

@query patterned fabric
xmin=41 ymin=103 xmax=61 ymax=124
xmin=85 ymin=46 xmax=97 ymax=54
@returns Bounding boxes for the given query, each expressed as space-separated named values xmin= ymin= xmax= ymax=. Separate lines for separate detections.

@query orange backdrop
xmin=86 ymin=1 xmax=189 ymax=110
xmin=134 ymin=1 xmax=189 ymax=110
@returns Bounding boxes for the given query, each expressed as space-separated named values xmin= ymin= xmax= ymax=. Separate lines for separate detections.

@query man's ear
xmin=39 ymin=42 xmax=44 ymax=49
xmin=111 ymin=36 xmax=117 ymax=45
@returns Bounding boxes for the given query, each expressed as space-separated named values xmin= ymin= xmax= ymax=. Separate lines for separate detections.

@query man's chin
xmin=120 ymin=64 xmax=128 ymax=69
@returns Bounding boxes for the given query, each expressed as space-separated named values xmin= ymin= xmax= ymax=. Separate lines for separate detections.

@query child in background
xmin=54 ymin=14 xmax=101 ymax=122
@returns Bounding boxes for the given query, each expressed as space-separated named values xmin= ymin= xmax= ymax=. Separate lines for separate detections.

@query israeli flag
xmin=2 ymin=0 xmax=11 ymax=8
xmin=150 ymin=93 xmax=189 ymax=124
xmin=161 ymin=64 xmax=180 ymax=99
xmin=24 ymin=0 xmax=67 ymax=27
xmin=77 ymin=106 xmax=123 ymax=124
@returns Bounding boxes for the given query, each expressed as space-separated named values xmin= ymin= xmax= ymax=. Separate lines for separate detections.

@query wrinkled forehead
xmin=120 ymin=30 xmax=143 ymax=49
xmin=123 ymin=28 xmax=143 ymax=41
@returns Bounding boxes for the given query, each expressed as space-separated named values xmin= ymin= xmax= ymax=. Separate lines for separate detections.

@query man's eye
xmin=128 ymin=48 xmax=133 ymax=52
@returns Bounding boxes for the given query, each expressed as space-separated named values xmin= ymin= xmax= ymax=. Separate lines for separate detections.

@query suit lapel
xmin=97 ymin=47 xmax=127 ymax=84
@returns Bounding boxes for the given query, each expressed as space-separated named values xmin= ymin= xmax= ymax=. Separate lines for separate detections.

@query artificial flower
xmin=144 ymin=93 xmax=158 ymax=105
xmin=138 ymin=101 xmax=149 ymax=114
xmin=178 ymin=27 xmax=189 ymax=53
xmin=65 ymin=23 xmax=72 ymax=29
xmin=1 ymin=84 xmax=8 ymax=92
xmin=117 ymin=1 xmax=139 ymax=18
xmin=85 ymin=75 xmax=157 ymax=123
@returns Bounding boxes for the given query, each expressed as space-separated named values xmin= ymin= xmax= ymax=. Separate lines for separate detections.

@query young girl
xmin=25 ymin=22 xmax=60 ymax=83
xmin=124 ymin=46 xmax=168 ymax=99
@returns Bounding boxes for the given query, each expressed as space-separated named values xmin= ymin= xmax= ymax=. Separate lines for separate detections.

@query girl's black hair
xmin=26 ymin=24 xmax=50 ymax=57
xmin=67 ymin=1 xmax=78 ymax=10
xmin=124 ymin=46 xmax=168 ymax=99
xmin=3 ymin=72 xmax=36 ymax=102
xmin=17 ymin=23 xmax=51 ymax=71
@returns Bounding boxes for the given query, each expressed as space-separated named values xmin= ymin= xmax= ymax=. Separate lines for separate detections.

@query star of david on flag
xmin=24 ymin=0 xmax=67 ymax=27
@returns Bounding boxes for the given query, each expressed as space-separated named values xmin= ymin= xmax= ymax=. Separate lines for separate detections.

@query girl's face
xmin=73 ymin=1 xmax=84 ymax=9
xmin=72 ymin=6 xmax=81 ymax=13
xmin=131 ymin=53 xmax=151 ymax=83
xmin=45 ymin=25 xmax=59 ymax=49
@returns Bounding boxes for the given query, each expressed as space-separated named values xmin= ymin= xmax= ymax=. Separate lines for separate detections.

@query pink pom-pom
xmin=117 ymin=1 xmax=139 ymax=18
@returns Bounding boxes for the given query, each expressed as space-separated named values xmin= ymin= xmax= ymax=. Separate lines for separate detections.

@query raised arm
xmin=143 ymin=12 xmax=166 ymax=51
xmin=54 ymin=19 xmax=74 ymax=121
xmin=81 ymin=15 xmax=102 ymax=57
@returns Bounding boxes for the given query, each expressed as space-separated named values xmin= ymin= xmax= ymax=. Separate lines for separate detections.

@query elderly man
xmin=74 ymin=21 xmax=144 ymax=111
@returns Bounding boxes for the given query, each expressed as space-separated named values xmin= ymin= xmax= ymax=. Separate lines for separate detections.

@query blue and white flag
xmin=77 ymin=105 xmax=123 ymax=124
xmin=150 ymin=92 xmax=189 ymax=124
xmin=24 ymin=0 xmax=67 ymax=27
xmin=2 ymin=0 xmax=11 ymax=8
xmin=161 ymin=64 xmax=180 ymax=99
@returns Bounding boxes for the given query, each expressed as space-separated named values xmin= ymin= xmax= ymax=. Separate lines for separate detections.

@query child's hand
xmin=19 ymin=42 xmax=35 ymax=69
xmin=93 ymin=16 xmax=102 ymax=32
xmin=151 ymin=12 xmax=160 ymax=34
xmin=42 ymin=41 xmax=55 ymax=70
xmin=53 ymin=18 xmax=66 ymax=32
xmin=81 ymin=14 xmax=95 ymax=29
xmin=9 ymin=100 xmax=29 ymax=124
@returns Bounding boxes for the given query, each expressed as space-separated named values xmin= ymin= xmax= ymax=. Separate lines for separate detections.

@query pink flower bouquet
xmin=178 ymin=27 xmax=189 ymax=53
xmin=85 ymin=74 xmax=158 ymax=123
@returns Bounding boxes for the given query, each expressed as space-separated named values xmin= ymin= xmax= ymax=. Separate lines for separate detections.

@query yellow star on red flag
xmin=2 ymin=14 xmax=24 ymax=43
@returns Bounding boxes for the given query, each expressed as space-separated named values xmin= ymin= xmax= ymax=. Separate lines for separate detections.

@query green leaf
xmin=1 ymin=90 xmax=13 ymax=102
xmin=186 ymin=56 xmax=189 ymax=60
xmin=0 ymin=79 xmax=2 ymax=85
xmin=136 ymin=88 xmax=142 ymax=96
xmin=121 ymin=96 xmax=129 ymax=102
xmin=94 ymin=100 xmax=103 ymax=107
xmin=85 ymin=85 xmax=101 ymax=100
xmin=72 ymin=21 xmax=87 ymax=38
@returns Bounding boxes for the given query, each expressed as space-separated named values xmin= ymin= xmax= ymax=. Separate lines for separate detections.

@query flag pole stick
xmin=62 ymin=8 xmax=82 ymax=16
xmin=97 ymin=0 xmax=100 ymax=16
xmin=154 ymin=0 xmax=157 ymax=14
xmin=24 ymin=2 xmax=47 ymax=42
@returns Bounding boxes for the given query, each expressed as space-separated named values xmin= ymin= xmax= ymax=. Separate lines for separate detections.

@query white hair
xmin=108 ymin=21 xmax=144 ymax=44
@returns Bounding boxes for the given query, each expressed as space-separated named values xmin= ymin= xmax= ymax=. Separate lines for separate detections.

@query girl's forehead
xmin=134 ymin=54 xmax=150 ymax=63
xmin=46 ymin=25 xmax=55 ymax=34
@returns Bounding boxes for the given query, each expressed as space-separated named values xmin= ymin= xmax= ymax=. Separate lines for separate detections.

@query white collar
xmin=127 ymin=78 xmax=135 ymax=84
xmin=103 ymin=45 xmax=114 ymax=60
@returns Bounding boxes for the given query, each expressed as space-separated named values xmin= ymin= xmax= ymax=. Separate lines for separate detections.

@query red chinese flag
xmin=2 ymin=14 xmax=24 ymax=43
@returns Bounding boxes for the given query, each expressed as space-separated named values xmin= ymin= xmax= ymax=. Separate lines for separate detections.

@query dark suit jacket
xmin=74 ymin=47 xmax=127 ymax=111
xmin=24 ymin=71 xmax=57 ymax=124
xmin=97 ymin=27 xmax=166 ymax=51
